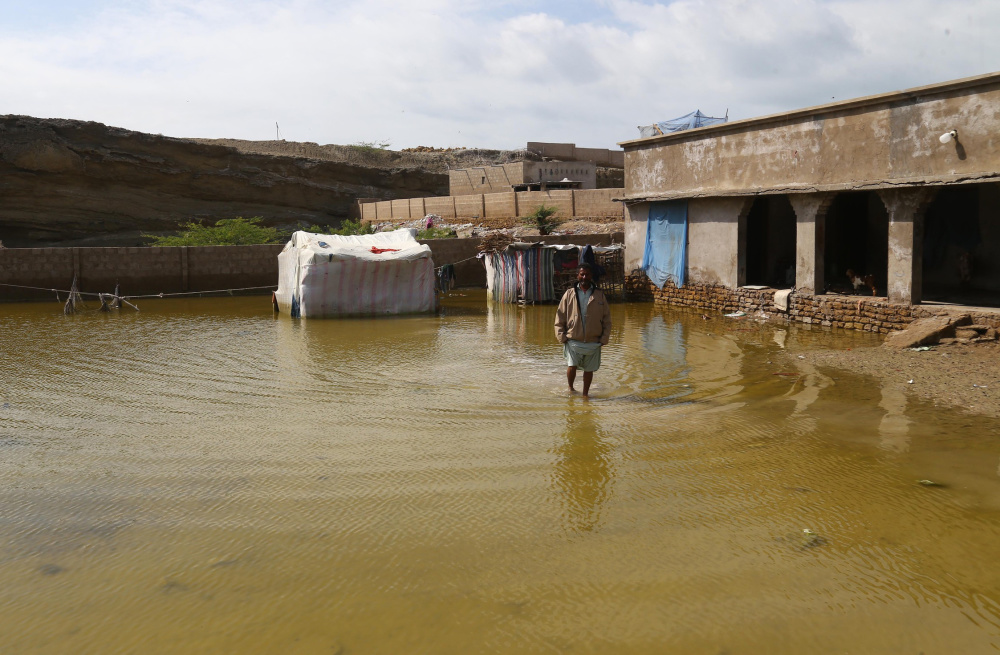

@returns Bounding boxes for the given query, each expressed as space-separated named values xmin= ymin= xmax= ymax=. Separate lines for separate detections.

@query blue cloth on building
xmin=641 ymin=200 xmax=688 ymax=289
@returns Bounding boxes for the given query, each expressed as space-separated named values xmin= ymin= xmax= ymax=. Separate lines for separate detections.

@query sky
xmin=1 ymin=0 xmax=997 ymax=149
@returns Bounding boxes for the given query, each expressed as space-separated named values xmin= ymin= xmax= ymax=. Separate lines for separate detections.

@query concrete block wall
xmin=454 ymin=195 xmax=485 ymax=219
xmin=424 ymin=196 xmax=456 ymax=219
xmin=390 ymin=199 xmax=411 ymax=219
xmin=408 ymin=197 xmax=426 ymax=218
xmin=517 ymin=190 xmax=574 ymax=217
xmin=574 ymin=189 xmax=624 ymax=218
xmin=359 ymin=188 xmax=623 ymax=222
xmin=0 ymin=245 xmax=284 ymax=302
xmin=484 ymin=192 xmax=517 ymax=218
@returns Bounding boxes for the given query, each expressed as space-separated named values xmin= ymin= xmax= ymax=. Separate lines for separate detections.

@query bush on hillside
xmin=144 ymin=216 xmax=282 ymax=246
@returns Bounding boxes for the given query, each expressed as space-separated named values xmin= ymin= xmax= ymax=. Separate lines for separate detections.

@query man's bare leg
xmin=582 ymin=371 xmax=594 ymax=397
xmin=567 ymin=366 xmax=577 ymax=393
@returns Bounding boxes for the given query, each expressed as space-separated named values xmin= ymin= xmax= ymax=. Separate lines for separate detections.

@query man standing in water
xmin=554 ymin=263 xmax=612 ymax=397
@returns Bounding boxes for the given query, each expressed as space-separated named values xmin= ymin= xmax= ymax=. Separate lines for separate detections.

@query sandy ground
xmin=792 ymin=340 xmax=1000 ymax=419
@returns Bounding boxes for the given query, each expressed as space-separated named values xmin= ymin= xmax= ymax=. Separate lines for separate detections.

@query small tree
xmin=522 ymin=205 xmax=561 ymax=235
xmin=331 ymin=218 xmax=376 ymax=236
xmin=144 ymin=216 xmax=282 ymax=246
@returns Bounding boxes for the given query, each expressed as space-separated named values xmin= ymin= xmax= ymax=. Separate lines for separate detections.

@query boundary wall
xmin=625 ymin=275 xmax=1000 ymax=332
xmin=360 ymin=189 xmax=623 ymax=223
xmin=0 ymin=234 xmax=623 ymax=302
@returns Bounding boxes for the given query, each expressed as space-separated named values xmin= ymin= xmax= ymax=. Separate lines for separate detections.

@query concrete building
xmin=449 ymin=160 xmax=598 ymax=196
xmin=620 ymin=72 xmax=1000 ymax=327
xmin=448 ymin=142 xmax=625 ymax=196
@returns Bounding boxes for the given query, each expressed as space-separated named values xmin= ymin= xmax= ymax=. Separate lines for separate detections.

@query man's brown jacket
xmin=554 ymin=285 xmax=612 ymax=345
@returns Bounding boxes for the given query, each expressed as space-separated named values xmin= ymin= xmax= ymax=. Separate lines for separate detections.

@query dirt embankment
xmin=795 ymin=339 xmax=1000 ymax=419
xmin=0 ymin=117 xmax=516 ymax=247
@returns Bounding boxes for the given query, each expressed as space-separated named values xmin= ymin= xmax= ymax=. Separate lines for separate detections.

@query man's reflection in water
xmin=552 ymin=403 xmax=614 ymax=534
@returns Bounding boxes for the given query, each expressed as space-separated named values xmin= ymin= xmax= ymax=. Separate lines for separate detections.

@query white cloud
xmin=1 ymin=0 xmax=997 ymax=148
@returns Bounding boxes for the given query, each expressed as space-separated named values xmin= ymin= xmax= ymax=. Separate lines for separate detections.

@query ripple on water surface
xmin=1 ymin=293 xmax=1000 ymax=654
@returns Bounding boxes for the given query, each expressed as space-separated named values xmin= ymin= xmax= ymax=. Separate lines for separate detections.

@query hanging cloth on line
xmin=642 ymin=200 xmax=688 ymax=288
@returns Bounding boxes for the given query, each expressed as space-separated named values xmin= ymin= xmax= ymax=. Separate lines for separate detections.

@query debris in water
xmin=800 ymin=529 xmax=826 ymax=549
xmin=724 ymin=311 xmax=746 ymax=318
xmin=918 ymin=479 xmax=946 ymax=487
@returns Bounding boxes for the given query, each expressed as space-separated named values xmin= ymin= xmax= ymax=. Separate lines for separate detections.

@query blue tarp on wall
xmin=641 ymin=200 xmax=688 ymax=288
xmin=638 ymin=110 xmax=727 ymax=138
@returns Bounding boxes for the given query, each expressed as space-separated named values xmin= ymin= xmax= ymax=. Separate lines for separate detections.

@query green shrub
xmin=416 ymin=227 xmax=456 ymax=239
xmin=330 ymin=218 xmax=376 ymax=236
xmin=350 ymin=140 xmax=392 ymax=153
xmin=144 ymin=216 xmax=282 ymax=246
xmin=522 ymin=205 xmax=562 ymax=235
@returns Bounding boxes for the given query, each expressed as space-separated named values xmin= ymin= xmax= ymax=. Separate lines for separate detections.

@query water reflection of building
xmin=553 ymin=404 xmax=614 ymax=533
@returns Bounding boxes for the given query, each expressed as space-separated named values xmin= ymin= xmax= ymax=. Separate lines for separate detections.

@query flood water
xmin=2 ymin=291 xmax=1000 ymax=654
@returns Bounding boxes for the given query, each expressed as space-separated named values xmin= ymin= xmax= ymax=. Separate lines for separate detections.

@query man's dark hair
xmin=577 ymin=263 xmax=593 ymax=271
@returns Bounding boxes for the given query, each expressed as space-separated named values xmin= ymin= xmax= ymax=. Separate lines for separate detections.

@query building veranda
xmin=620 ymin=72 xmax=1000 ymax=333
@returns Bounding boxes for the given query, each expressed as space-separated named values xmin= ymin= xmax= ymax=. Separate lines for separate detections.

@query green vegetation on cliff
xmin=144 ymin=216 xmax=282 ymax=246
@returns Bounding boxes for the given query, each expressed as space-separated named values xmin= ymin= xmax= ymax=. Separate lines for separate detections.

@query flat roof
xmin=618 ymin=71 xmax=1000 ymax=149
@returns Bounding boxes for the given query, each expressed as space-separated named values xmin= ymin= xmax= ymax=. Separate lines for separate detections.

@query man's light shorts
xmin=563 ymin=339 xmax=602 ymax=372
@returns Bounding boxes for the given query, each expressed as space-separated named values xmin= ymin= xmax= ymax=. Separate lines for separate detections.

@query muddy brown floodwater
xmin=1 ymin=291 xmax=1000 ymax=654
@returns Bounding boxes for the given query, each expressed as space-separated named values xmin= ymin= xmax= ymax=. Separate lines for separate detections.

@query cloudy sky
xmin=1 ymin=0 xmax=997 ymax=149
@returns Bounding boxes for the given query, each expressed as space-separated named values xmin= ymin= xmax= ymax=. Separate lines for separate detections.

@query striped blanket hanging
xmin=515 ymin=247 xmax=555 ymax=303
xmin=483 ymin=247 xmax=555 ymax=303
xmin=483 ymin=252 xmax=520 ymax=303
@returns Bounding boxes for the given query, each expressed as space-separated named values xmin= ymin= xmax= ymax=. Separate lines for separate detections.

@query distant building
xmin=448 ymin=142 xmax=624 ymax=196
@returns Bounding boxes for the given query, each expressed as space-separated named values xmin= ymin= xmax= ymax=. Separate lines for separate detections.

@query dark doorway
xmin=922 ymin=182 xmax=1000 ymax=307
xmin=824 ymin=191 xmax=888 ymax=295
xmin=744 ymin=195 xmax=796 ymax=287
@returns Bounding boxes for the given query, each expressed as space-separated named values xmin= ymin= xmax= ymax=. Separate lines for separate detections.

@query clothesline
xmin=0 ymin=282 xmax=278 ymax=299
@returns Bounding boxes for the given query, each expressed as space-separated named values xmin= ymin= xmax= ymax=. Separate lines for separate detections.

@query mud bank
xmin=794 ymin=341 xmax=1000 ymax=418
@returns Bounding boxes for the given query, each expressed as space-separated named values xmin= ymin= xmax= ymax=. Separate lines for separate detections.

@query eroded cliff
xmin=0 ymin=116 xmax=465 ymax=246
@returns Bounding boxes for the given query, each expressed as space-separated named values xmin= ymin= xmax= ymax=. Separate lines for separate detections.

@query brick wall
xmin=626 ymin=274 xmax=1000 ymax=332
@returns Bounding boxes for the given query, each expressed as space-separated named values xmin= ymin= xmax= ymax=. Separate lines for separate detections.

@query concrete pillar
xmin=877 ymin=188 xmax=933 ymax=305
xmin=734 ymin=198 xmax=754 ymax=287
xmin=788 ymin=193 xmax=833 ymax=294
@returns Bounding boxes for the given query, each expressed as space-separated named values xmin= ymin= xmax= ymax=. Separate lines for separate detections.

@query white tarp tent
xmin=275 ymin=229 xmax=436 ymax=317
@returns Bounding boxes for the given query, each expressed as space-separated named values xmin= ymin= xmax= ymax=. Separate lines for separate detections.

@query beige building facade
xmin=620 ymin=72 xmax=1000 ymax=317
